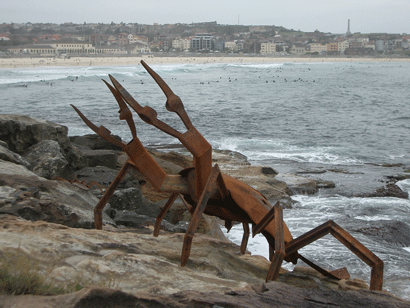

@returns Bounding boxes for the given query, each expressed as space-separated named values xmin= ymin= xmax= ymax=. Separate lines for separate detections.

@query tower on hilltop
xmin=347 ymin=19 xmax=351 ymax=35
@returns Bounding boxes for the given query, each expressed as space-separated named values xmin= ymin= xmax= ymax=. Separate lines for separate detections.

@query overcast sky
xmin=1 ymin=0 xmax=409 ymax=34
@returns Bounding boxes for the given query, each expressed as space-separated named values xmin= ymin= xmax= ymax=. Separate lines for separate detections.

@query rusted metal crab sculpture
xmin=71 ymin=60 xmax=383 ymax=290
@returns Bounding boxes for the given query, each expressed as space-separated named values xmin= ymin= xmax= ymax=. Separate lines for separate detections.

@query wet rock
xmin=261 ymin=166 xmax=278 ymax=175
xmin=316 ymin=179 xmax=336 ymax=189
xmin=352 ymin=220 xmax=410 ymax=246
xmin=23 ymin=140 xmax=71 ymax=179
xmin=367 ymin=184 xmax=409 ymax=199
xmin=70 ymin=133 xmax=123 ymax=151
xmin=275 ymin=173 xmax=318 ymax=195
xmin=0 ymin=144 xmax=31 ymax=168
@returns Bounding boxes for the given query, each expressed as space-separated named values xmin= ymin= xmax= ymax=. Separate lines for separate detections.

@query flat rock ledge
xmin=0 ymin=215 xmax=408 ymax=308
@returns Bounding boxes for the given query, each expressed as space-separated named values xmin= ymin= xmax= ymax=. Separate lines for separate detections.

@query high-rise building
xmin=191 ymin=34 xmax=214 ymax=51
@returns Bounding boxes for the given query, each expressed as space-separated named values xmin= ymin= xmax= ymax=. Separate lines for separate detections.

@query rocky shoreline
xmin=0 ymin=114 xmax=409 ymax=307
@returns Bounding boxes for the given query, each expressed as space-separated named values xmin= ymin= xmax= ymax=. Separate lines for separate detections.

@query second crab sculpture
xmin=71 ymin=60 xmax=383 ymax=290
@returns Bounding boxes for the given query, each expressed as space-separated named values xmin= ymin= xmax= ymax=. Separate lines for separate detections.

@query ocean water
xmin=1 ymin=60 xmax=410 ymax=299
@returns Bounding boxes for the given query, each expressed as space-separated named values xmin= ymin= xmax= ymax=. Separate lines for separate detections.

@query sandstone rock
xmin=23 ymin=140 xmax=70 ymax=179
xmin=220 ymin=165 xmax=293 ymax=208
xmin=0 ymin=216 xmax=407 ymax=307
xmin=149 ymin=149 xmax=193 ymax=169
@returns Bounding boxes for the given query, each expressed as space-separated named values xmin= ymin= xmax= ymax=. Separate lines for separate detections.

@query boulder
xmin=0 ymin=114 xmax=69 ymax=153
xmin=108 ymin=187 xmax=154 ymax=215
xmin=72 ymin=166 xmax=135 ymax=189
xmin=79 ymin=148 xmax=118 ymax=169
xmin=0 ymin=144 xmax=31 ymax=168
xmin=23 ymin=140 xmax=70 ymax=179
xmin=0 ymin=114 xmax=85 ymax=171
xmin=70 ymin=134 xmax=123 ymax=151
xmin=0 ymin=160 xmax=113 ymax=229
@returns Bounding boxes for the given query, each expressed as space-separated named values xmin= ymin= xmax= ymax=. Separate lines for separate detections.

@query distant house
xmin=0 ymin=34 xmax=10 ymax=41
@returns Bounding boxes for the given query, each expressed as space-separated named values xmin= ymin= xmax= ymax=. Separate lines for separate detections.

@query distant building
xmin=214 ymin=40 xmax=225 ymax=52
xmin=375 ymin=40 xmax=385 ymax=51
xmin=309 ymin=43 xmax=327 ymax=54
xmin=260 ymin=42 xmax=276 ymax=54
xmin=0 ymin=33 xmax=10 ymax=41
xmin=8 ymin=44 xmax=55 ymax=55
xmin=224 ymin=41 xmax=238 ymax=52
xmin=290 ymin=44 xmax=306 ymax=55
xmin=338 ymin=41 xmax=350 ymax=54
xmin=327 ymin=43 xmax=338 ymax=54
xmin=191 ymin=33 xmax=214 ymax=51
xmin=95 ymin=46 xmax=125 ymax=54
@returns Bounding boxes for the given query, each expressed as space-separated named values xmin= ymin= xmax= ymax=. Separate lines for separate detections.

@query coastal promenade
xmin=1 ymin=55 xmax=410 ymax=68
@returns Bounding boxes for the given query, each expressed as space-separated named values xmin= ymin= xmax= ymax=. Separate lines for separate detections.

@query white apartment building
xmin=172 ymin=38 xmax=191 ymax=51
xmin=260 ymin=42 xmax=276 ymax=54
xmin=338 ymin=41 xmax=350 ymax=54
xmin=224 ymin=41 xmax=238 ymax=52
xmin=309 ymin=43 xmax=327 ymax=54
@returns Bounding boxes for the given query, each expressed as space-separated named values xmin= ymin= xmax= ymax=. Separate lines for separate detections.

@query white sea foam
xmin=213 ymin=137 xmax=362 ymax=165
xmin=396 ymin=179 xmax=410 ymax=197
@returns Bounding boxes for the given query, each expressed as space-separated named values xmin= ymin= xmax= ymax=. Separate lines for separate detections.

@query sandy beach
xmin=1 ymin=55 xmax=410 ymax=69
